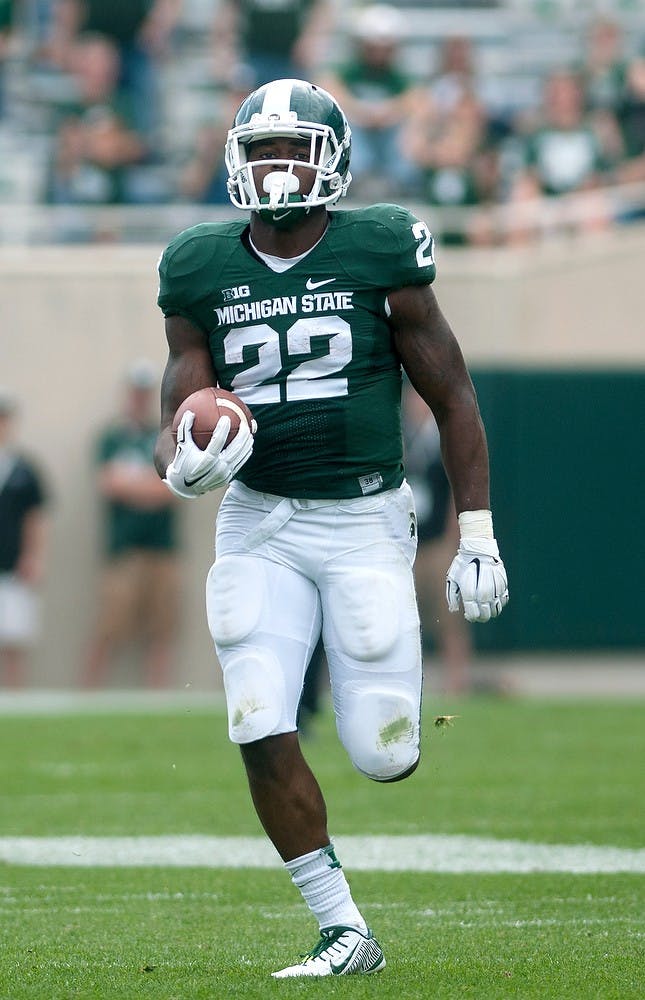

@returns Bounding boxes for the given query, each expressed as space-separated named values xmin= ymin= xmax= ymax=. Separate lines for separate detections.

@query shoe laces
xmin=303 ymin=926 xmax=357 ymax=962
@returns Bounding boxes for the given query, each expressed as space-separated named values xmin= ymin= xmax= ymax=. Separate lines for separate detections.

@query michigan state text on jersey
xmin=158 ymin=204 xmax=436 ymax=499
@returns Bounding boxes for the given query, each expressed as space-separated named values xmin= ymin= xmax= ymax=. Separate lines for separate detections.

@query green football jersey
xmin=158 ymin=204 xmax=436 ymax=499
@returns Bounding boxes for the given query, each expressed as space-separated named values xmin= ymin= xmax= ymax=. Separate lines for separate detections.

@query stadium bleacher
xmin=1 ymin=0 xmax=644 ymax=241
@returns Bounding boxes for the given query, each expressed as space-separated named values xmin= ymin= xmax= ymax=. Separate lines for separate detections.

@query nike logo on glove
xmin=471 ymin=557 xmax=481 ymax=586
xmin=183 ymin=469 xmax=214 ymax=488
xmin=306 ymin=277 xmax=336 ymax=290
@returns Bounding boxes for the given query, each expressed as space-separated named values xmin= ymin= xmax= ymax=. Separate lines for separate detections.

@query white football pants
xmin=207 ymin=480 xmax=423 ymax=780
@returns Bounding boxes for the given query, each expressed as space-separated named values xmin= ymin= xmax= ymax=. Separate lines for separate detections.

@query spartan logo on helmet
xmin=225 ymin=78 xmax=352 ymax=225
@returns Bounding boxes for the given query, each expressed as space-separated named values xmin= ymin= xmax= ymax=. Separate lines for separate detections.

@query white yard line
xmin=0 ymin=835 xmax=643 ymax=873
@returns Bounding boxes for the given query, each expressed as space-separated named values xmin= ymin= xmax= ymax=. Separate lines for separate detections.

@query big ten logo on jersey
xmin=222 ymin=284 xmax=250 ymax=302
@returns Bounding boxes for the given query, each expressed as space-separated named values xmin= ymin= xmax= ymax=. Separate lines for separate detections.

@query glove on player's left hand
xmin=446 ymin=536 xmax=509 ymax=623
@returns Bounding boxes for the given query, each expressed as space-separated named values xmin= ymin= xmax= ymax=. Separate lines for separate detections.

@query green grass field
xmin=0 ymin=695 xmax=643 ymax=999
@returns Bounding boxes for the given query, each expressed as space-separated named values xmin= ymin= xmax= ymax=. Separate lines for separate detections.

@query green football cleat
xmin=271 ymin=925 xmax=386 ymax=979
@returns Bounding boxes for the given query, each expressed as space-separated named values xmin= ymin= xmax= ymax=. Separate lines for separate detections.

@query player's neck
xmin=249 ymin=209 xmax=329 ymax=258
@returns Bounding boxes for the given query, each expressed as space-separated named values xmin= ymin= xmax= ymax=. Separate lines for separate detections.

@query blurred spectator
xmin=0 ymin=389 xmax=50 ymax=689
xmin=212 ymin=0 xmax=333 ymax=90
xmin=81 ymin=360 xmax=182 ymax=689
xmin=297 ymin=635 xmax=328 ymax=736
xmin=0 ymin=0 xmax=14 ymax=118
xmin=43 ymin=33 xmax=154 ymax=218
xmin=505 ymin=69 xmax=621 ymax=241
xmin=60 ymin=31 xmax=132 ymax=120
xmin=430 ymin=35 xmax=477 ymax=115
xmin=580 ymin=17 xmax=629 ymax=115
xmin=401 ymin=34 xmax=508 ymax=245
xmin=46 ymin=0 xmax=181 ymax=139
xmin=178 ymin=65 xmax=256 ymax=205
xmin=616 ymin=57 xmax=645 ymax=181
xmin=402 ymin=381 xmax=473 ymax=696
xmin=404 ymin=84 xmax=494 ymax=244
xmin=320 ymin=3 xmax=422 ymax=199
xmin=46 ymin=104 xmax=146 ymax=207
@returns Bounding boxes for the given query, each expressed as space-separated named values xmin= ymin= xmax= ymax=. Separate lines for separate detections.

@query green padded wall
xmin=468 ymin=370 xmax=645 ymax=651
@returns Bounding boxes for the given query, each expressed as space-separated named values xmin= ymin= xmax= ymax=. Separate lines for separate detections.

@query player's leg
xmin=239 ymin=731 xmax=328 ymax=858
xmin=207 ymin=530 xmax=336 ymax=850
xmin=321 ymin=483 xmax=423 ymax=782
xmin=208 ymin=488 xmax=380 ymax=976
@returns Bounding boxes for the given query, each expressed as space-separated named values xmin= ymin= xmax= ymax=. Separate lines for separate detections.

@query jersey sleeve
xmin=157 ymin=223 xmax=232 ymax=329
xmin=336 ymin=204 xmax=436 ymax=290
xmin=383 ymin=204 xmax=436 ymax=289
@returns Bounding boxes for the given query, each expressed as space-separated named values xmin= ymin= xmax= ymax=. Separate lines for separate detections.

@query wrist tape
xmin=458 ymin=509 xmax=494 ymax=539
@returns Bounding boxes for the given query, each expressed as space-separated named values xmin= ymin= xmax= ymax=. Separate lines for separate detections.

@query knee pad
xmin=206 ymin=555 xmax=263 ymax=646
xmin=221 ymin=648 xmax=284 ymax=744
xmin=338 ymin=682 xmax=420 ymax=781
xmin=327 ymin=570 xmax=398 ymax=662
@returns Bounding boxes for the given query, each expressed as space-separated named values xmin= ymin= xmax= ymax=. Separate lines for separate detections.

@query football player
xmin=154 ymin=78 xmax=509 ymax=978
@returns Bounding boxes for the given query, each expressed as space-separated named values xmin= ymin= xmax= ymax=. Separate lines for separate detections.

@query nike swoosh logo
xmin=330 ymin=949 xmax=359 ymax=976
xmin=272 ymin=211 xmax=291 ymax=221
xmin=471 ymin=558 xmax=481 ymax=587
xmin=183 ymin=468 xmax=212 ymax=488
xmin=306 ymin=277 xmax=337 ymax=290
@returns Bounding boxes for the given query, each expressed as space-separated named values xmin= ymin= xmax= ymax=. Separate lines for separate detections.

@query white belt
xmin=243 ymin=497 xmax=297 ymax=550
xmin=242 ymin=495 xmax=337 ymax=550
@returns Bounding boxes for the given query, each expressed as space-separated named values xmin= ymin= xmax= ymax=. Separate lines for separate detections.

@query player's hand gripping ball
xmin=171 ymin=387 xmax=255 ymax=449
xmin=165 ymin=388 xmax=256 ymax=500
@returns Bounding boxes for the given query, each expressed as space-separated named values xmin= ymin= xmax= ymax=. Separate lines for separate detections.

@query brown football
xmin=172 ymin=387 xmax=254 ymax=450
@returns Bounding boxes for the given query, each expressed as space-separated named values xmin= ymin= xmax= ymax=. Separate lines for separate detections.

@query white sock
xmin=285 ymin=844 xmax=368 ymax=933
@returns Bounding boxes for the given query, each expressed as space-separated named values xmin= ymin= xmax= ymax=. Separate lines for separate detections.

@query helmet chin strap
xmin=262 ymin=171 xmax=301 ymax=210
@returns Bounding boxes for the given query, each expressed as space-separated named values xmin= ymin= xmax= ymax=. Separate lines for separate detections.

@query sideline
xmin=1 ymin=835 xmax=643 ymax=873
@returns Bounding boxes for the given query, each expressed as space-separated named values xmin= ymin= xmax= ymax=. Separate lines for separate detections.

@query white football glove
xmin=446 ymin=536 xmax=509 ymax=623
xmin=164 ymin=410 xmax=254 ymax=500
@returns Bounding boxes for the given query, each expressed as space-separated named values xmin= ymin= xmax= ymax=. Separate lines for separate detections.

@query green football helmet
xmin=225 ymin=78 xmax=352 ymax=225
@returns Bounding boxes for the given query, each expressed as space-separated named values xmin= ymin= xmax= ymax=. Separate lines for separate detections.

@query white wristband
xmin=458 ymin=509 xmax=494 ymax=539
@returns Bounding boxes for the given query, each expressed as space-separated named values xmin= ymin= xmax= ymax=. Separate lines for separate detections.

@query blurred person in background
xmin=46 ymin=0 xmax=180 ymax=139
xmin=43 ymin=33 xmax=159 ymax=221
xmin=0 ymin=0 xmax=14 ymax=119
xmin=320 ymin=3 xmax=422 ymax=199
xmin=46 ymin=103 xmax=147 ymax=208
xmin=0 ymin=390 xmax=50 ymax=688
xmin=428 ymin=35 xmax=477 ymax=116
xmin=616 ymin=56 xmax=645 ymax=183
xmin=212 ymin=0 xmax=333 ymax=90
xmin=580 ymin=17 xmax=629 ymax=117
xmin=55 ymin=31 xmax=139 ymax=125
xmin=178 ymin=64 xmax=257 ymax=206
xmin=403 ymin=82 xmax=494 ymax=245
xmin=297 ymin=635 xmax=328 ymax=736
xmin=402 ymin=379 xmax=473 ymax=695
xmin=81 ymin=360 xmax=181 ymax=689
xmin=505 ymin=69 xmax=621 ymax=241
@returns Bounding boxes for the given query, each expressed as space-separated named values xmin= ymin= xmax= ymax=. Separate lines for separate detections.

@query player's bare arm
xmin=154 ymin=314 xmax=217 ymax=477
xmin=389 ymin=282 xmax=490 ymax=515
xmin=391 ymin=283 xmax=508 ymax=623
